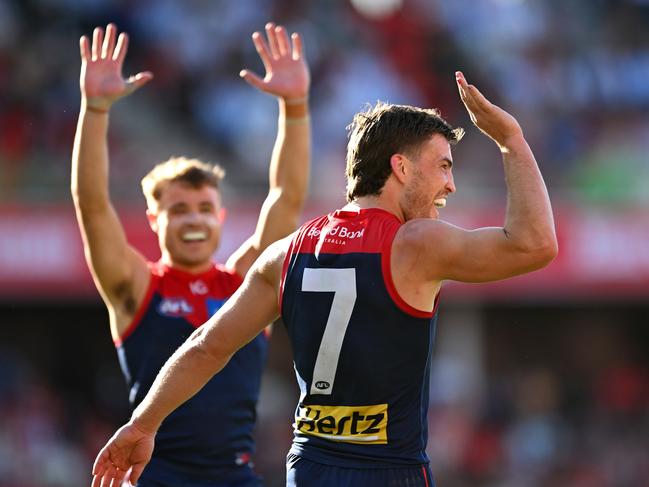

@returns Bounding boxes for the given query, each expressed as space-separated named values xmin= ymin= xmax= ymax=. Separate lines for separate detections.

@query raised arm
xmin=71 ymin=24 xmax=153 ymax=323
xmin=91 ymin=238 xmax=288 ymax=487
xmin=227 ymin=23 xmax=310 ymax=277
xmin=399 ymin=71 xmax=557 ymax=284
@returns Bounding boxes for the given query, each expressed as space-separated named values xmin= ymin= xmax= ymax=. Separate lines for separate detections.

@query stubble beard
xmin=403 ymin=179 xmax=435 ymax=221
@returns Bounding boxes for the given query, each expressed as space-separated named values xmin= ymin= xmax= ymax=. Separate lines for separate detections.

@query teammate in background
xmin=91 ymin=72 xmax=557 ymax=487
xmin=72 ymin=22 xmax=310 ymax=487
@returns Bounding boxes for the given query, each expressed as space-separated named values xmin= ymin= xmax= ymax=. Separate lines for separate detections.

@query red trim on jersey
xmin=114 ymin=264 xmax=159 ymax=347
xmin=114 ymin=261 xmax=244 ymax=345
xmin=422 ymin=465 xmax=430 ymax=486
xmin=279 ymin=216 xmax=328 ymax=314
xmin=282 ymin=208 xmax=435 ymax=319
xmin=159 ymin=262 xmax=244 ymax=290
xmin=380 ymin=227 xmax=435 ymax=319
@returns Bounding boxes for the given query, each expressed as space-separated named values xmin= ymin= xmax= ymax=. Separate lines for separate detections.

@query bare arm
xmin=398 ymin=72 xmax=557 ymax=284
xmin=71 ymin=24 xmax=153 ymax=323
xmin=227 ymin=23 xmax=310 ymax=276
xmin=91 ymin=238 xmax=288 ymax=487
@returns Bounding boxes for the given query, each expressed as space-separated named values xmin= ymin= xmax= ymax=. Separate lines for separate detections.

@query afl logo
xmin=158 ymin=298 xmax=193 ymax=317
xmin=314 ymin=381 xmax=330 ymax=390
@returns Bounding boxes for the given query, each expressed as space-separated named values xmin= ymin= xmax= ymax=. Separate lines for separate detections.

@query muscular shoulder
xmin=393 ymin=218 xmax=450 ymax=253
xmin=392 ymin=218 xmax=461 ymax=282
xmin=253 ymin=234 xmax=293 ymax=289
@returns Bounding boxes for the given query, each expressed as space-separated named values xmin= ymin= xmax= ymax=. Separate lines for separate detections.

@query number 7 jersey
xmin=280 ymin=207 xmax=440 ymax=468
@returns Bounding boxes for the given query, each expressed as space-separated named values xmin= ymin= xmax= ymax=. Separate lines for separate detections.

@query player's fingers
xmin=102 ymin=23 xmax=116 ymax=59
xmin=456 ymin=72 xmax=480 ymax=113
xmin=265 ymin=22 xmax=280 ymax=59
xmin=106 ymin=464 xmax=124 ymax=487
xmin=455 ymin=71 xmax=473 ymax=103
xmin=92 ymin=27 xmax=104 ymax=61
xmin=129 ymin=463 xmax=146 ymax=486
xmin=110 ymin=468 xmax=127 ymax=487
xmin=92 ymin=449 xmax=108 ymax=476
xmin=113 ymin=32 xmax=129 ymax=63
xmin=456 ymin=71 xmax=491 ymax=113
xmin=126 ymin=71 xmax=154 ymax=92
xmin=80 ymin=36 xmax=91 ymax=62
xmin=465 ymin=83 xmax=493 ymax=112
xmin=456 ymin=80 xmax=468 ymax=102
xmin=239 ymin=69 xmax=266 ymax=90
xmin=456 ymin=79 xmax=473 ymax=111
xmin=291 ymin=33 xmax=303 ymax=60
xmin=91 ymin=474 xmax=102 ymax=487
xmin=275 ymin=25 xmax=290 ymax=57
xmin=252 ymin=32 xmax=272 ymax=71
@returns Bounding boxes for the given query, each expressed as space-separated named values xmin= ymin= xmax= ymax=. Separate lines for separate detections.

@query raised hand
xmin=80 ymin=24 xmax=153 ymax=112
xmin=240 ymin=23 xmax=310 ymax=101
xmin=455 ymin=71 xmax=522 ymax=149
xmin=91 ymin=422 xmax=154 ymax=487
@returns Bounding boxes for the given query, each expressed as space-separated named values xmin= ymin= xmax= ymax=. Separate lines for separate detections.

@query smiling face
xmin=147 ymin=181 xmax=224 ymax=271
xmin=401 ymin=133 xmax=456 ymax=221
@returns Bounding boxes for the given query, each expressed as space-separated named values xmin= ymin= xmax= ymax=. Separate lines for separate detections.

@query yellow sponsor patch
xmin=295 ymin=404 xmax=388 ymax=444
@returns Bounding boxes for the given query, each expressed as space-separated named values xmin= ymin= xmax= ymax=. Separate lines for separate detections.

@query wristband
xmin=85 ymin=104 xmax=110 ymax=114
xmin=285 ymin=115 xmax=310 ymax=124
xmin=283 ymin=97 xmax=309 ymax=105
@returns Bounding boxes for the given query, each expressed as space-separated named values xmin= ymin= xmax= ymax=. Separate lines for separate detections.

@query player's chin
xmin=173 ymin=245 xmax=211 ymax=263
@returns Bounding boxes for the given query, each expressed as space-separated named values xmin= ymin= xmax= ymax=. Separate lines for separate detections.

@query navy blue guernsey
xmin=280 ymin=208 xmax=439 ymax=468
xmin=115 ymin=262 xmax=269 ymax=478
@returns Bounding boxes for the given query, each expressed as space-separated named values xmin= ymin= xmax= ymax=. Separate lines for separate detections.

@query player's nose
xmin=446 ymin=172 xmax=456 ymax=194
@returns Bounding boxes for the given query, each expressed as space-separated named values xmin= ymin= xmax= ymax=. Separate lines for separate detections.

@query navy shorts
xmin=136 ymin=458 xmax=263 ymax=487
xmin=286 ymin=453 xmax=434 ymax=487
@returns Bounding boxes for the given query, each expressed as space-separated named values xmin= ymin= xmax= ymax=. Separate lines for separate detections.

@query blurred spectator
xmin=3 ymin=0 xmax=648 ymax=205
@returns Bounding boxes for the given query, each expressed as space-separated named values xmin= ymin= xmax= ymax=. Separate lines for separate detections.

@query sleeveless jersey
xmin=115 ymin=262 xmax=269 ymax=477
xmin=280 ymin=208 xmax=439 ymax=468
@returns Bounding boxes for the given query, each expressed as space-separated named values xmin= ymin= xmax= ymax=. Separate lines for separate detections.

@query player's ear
xmin=218 ymin=207 xmax=227 ymax=224
xmin=146 ymin=209 xmax=158 ymax=233
xmin=390 ymin=154 xmax=408 ymax=184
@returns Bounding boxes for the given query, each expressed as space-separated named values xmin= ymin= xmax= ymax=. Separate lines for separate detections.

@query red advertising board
xmin=1 ymin=204 xmax=647 ymax=302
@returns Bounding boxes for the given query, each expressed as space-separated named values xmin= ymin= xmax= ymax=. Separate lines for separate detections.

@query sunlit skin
xmin=400 ymin=133 xmax=456 ymax=221
xmin=146 ymin=181 xmax=225 ymax=273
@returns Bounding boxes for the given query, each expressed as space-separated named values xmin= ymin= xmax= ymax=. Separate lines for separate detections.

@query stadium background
xmin=0 ymin=0 xmax=648 ymax=485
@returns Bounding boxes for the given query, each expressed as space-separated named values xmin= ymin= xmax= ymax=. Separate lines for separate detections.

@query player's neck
xmin=347 ymin=194 xmax=405 ymax=223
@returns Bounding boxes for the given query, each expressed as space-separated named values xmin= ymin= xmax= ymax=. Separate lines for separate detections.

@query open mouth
xmin=433 ymin=198 xmax=446 ymax=209
xmin=181 ymin=231 xmax=207 ymax=242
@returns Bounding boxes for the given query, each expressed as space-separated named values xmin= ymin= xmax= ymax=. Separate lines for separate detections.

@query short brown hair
xmin=141 ymin=157 xmax=225 ymax=209
xmin=345 ymin=102 xmax=464 ymax=202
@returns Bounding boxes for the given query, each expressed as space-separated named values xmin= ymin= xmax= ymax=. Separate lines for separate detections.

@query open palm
xmin=91 ymin=422 xmax=155 ymax=487
xmin=455 ymin=71 xmax=522 ymax=148
xmin=80 ymin=24 xmax=153 ymax=111
xmin=240 ymin=23 xmax=310 ymax=100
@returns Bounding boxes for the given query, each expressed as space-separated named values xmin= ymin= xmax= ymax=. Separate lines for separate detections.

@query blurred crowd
xmin=2 ymin=0 xmax=649 ymax=204
xmin=0 ymin=307 xmax=647 ymax=487
xmin=0 ymin=359 xmax=113 ymax=487
xmin=426 ymin=308 xmax=649 ymax=487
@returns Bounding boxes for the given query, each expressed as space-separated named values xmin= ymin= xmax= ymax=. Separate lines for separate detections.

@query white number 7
xmin=302 ymin=268 xmax=357 ymax=396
